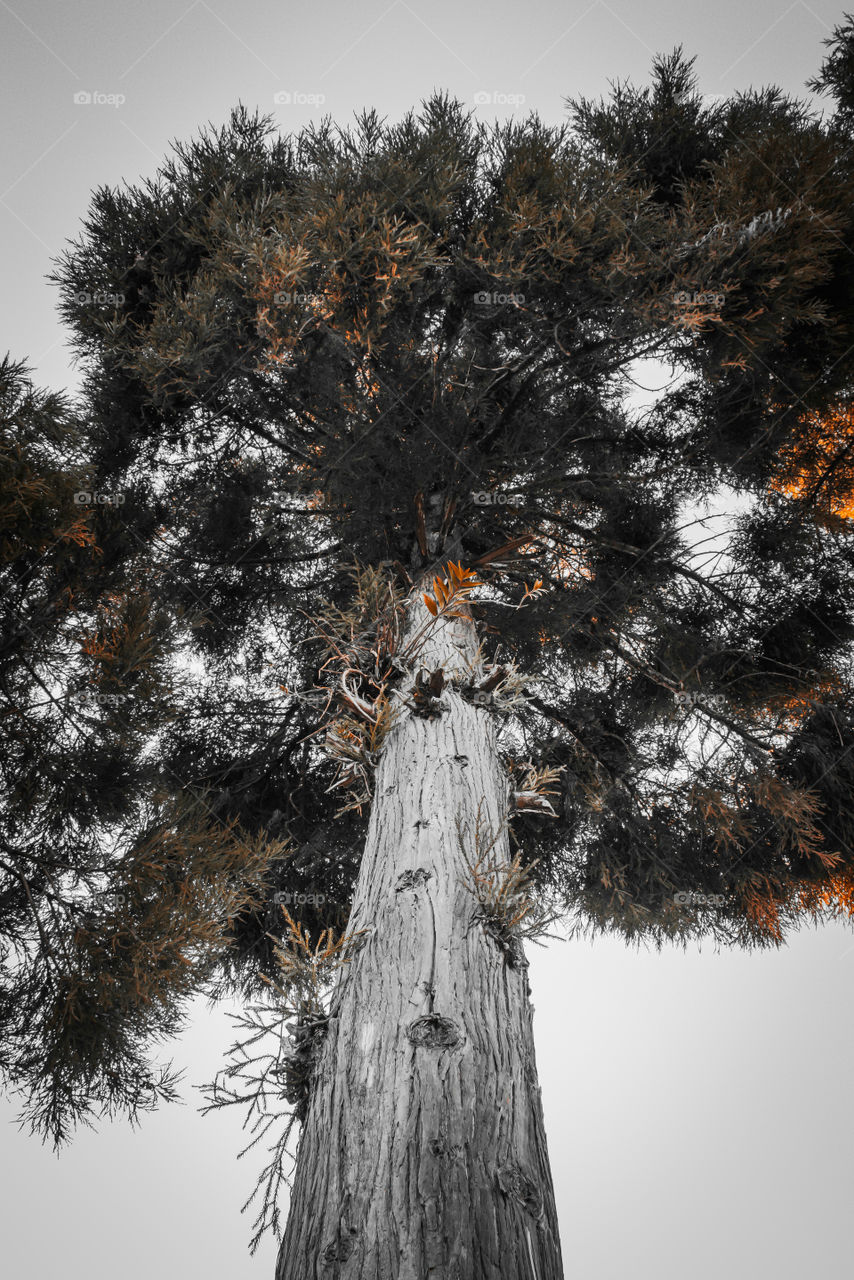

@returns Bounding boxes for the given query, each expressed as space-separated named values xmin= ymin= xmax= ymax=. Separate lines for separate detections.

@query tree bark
xmin=276 ymin=592 xmax=564 ymax=1280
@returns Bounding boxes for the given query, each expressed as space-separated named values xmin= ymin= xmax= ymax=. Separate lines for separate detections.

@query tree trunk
xmin=276 ymin=591 xmax=564 ymax=1280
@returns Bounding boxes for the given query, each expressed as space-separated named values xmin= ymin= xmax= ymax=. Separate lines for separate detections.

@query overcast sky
xmin=2 ymin=2 xmax=854 ymax=1278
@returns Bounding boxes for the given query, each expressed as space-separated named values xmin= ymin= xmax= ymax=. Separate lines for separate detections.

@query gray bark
xmin=276 ymin=592 xmax=564 ymax=1280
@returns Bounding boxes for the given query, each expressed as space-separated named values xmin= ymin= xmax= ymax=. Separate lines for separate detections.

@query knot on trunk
xmin=496 ymin=1162 xmax=544 ymax=1219
xmin=406 ymin=1013 xmax=462 ymax=1048
xmin=395 ymin=867 xmax=432 ymax=892
xmin=321 ymin=1227 xmax=358 ymax=1268
xmin=430 ymin=1137 xmax=463 ymax=1159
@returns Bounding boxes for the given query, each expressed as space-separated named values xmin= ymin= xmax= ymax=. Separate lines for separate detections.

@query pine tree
xmin=4 ymin=29 xmax=854 ymax=1278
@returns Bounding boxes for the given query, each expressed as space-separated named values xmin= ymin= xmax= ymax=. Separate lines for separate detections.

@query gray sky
xmin=2 ymin=2 xmax=854 ymax=1277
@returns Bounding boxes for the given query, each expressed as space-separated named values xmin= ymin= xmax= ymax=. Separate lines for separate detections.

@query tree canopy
xmin=5 ymin=29 xmax=854 ymax=1145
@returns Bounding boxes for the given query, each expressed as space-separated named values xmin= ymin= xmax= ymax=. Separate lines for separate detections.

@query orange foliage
xmin=800 ymin=869 xmax=854 ymax=917
xmin=421 ymin=561 xmax=482 ymax=617
xmin=766 ymin=674 xmax=841 ymax=727
xmin=742 ymin=880 xmax=784 ymax=941
xmin=57 ymin=511 xmax=99 ymax=552
xmin=772 ymin=403 xmax=854 ymax=517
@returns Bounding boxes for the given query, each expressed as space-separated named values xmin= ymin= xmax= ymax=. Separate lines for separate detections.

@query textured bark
xmin=276 ymin=595 xmax=564 ymax=1280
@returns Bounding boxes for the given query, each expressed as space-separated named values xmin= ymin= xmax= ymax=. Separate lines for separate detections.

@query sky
xmin=2 ymin=2 xmax=854 ymax=1278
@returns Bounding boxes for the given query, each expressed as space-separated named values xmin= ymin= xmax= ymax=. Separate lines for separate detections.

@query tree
xmin=5 ymin=31 xmax=854 ymax=1278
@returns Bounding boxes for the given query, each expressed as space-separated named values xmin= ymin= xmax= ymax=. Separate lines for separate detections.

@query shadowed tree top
xmin=6 ymin=36 xmax=854 ymax=1140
